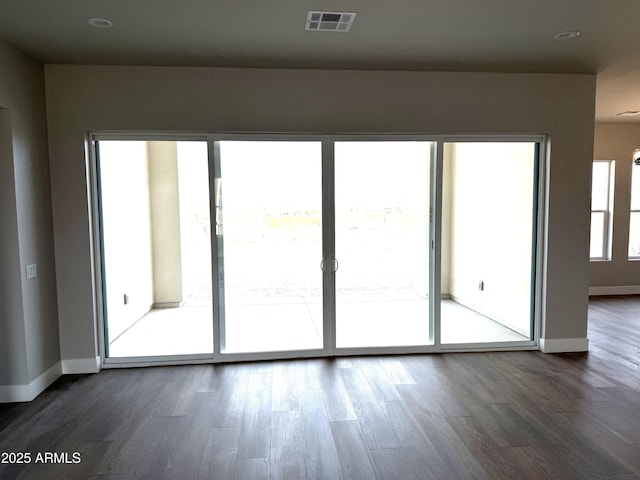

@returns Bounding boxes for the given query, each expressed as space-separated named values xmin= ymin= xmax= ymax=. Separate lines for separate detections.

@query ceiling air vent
xmin=306 ymin=11 xmax=357 ymax=32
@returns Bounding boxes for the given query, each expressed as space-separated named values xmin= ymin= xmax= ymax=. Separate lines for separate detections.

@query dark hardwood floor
xmin=1 ymin=296 xmax=639 ymax=479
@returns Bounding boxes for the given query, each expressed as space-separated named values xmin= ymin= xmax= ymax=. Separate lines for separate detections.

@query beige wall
xmin=0 ymin=39 xmax=60 ymax=399
xmin=44 ymin=65 xmax=596 ymax=365
xmin=148 ymin=141 xmax=184 ymax=306
xmin=591 ymin=123 xmax=640 ymax=289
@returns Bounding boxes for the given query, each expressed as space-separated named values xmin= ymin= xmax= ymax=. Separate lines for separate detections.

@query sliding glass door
xmin=95 ymin=135 xmax=541 ymax=363
xmin=334 ymin=142 xmax=434 ymax=348
xmin=96 ymin=140 xmax=213 ymax=358
xmin=215 ymin=141 xmax=323 ymax=353
xmin=439 ymin=141 xmax=538 ymax=345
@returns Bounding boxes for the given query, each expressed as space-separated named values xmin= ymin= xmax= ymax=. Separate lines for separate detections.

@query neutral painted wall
xmin=591 ymin=123 xmax=640 ymax=289
xmin=0 ymin=108 xmax=29 ymax=387
xmin=0 ymin=39 xmax=60 ymax=397
xmin=44 ymin=65 xmax=596 ymax=364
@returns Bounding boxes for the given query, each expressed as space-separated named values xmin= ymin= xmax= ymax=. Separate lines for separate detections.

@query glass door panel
xmin=97 ymin=140 xmax=213 ymax=358
xmin=334 ymin=142 xmax=434 ymax=348
xmin=216 ymin=141 xmax=323 ymax=353
xmin=440 ymin=142 xmax=537 ymax=345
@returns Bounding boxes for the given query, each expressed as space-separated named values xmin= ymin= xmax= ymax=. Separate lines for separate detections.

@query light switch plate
xmin=26 ymin=264 xmax=37 ymax=279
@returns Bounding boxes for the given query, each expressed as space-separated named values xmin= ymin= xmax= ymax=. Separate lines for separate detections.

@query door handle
xmin=214 ymin=178 xmax=223 ymax=236
xmin=320 ymin=257 xmax=339 ymax=273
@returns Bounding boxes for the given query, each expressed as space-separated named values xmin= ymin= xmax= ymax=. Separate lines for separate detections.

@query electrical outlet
xmin=26 ymin=264 xmax=37 ymax=279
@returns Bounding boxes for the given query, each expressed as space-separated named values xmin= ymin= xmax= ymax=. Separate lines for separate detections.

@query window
xmin=629 ymin=152 xmax=640 ymax=258
xmin=590 ymin=160 xmax=615 ymax=260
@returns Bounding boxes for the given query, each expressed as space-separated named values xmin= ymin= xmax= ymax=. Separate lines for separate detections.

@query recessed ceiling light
xmin=86 ymin=17 xmax=114 ymax=29
xmin=617 ymin=111 xmax=640 ymax=117
xmin=553 ymin=31 xmax=580 ymax=41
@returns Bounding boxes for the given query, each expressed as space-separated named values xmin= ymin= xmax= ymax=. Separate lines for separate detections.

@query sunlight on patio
xmin=108 ymin=298 xmax=526 ymax=357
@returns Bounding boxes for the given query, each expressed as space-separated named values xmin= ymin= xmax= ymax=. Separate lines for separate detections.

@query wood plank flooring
xmin=0 ymin=295 xmax=639 ymax=479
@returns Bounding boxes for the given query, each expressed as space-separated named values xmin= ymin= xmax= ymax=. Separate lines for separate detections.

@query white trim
xmin=61 ymin=356 xmax=102 ymax=374
xmin=539 ymin=337 xmax=588 ymax=353
xmin=589 ymin=285 xmax=640 ymax=296
xmin=0 ymin=362 xmax=62 ymax=403
xmin=29 ymin=362 xmax=62 ymax=399
xmin=589 ymin=160 xmax=615 ymax=261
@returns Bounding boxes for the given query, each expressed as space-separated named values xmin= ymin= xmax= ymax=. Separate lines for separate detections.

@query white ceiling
xmin=1 ymin=0 xmax=639 ymax=122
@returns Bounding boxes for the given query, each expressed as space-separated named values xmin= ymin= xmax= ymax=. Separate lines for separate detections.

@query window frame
xmin=628 ymin=152 xmax=640 ymax=259
xmin=89 ymin=132 xmax=545 ymax=369
xmin=590 ymin=159 xmax=615 ymax=261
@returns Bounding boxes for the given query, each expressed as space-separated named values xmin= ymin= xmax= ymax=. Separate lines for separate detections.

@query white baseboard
xmin=30 ymin=361 xmax=63 ymax=399
xmin=0 ymin=361 xmax=62 ymax=403
xmin=539 ymin=337 xmax=589 ymax=353
xmin=61 ymin=356 xmax=102 ymax=374
xmin=589 ymin=285 xmax=640 ymax=296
